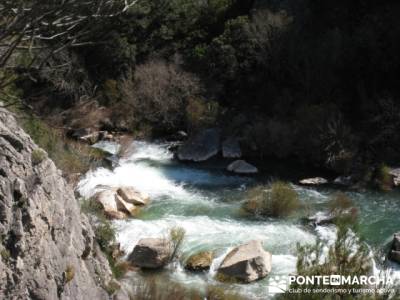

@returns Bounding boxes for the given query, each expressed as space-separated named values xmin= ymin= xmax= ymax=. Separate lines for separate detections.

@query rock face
xmin=0 ymin=109 xmax=113 ymax=299
xmin=128 ymin=238 xmax=172 ymax=269
xmin=222 ymin=137 xmax=241 ymax=158
xmin=299 ymin=177 xmax=328 ymax=185
xmin=217 ymin=240 xmax=272 ymax=283
xmin=389 ymin=233 xmax=400 ymax=263
xmin=185 ymin=251 xmax=213 ymax=272
xmin=227 ymin=160 xmax=258 ymax=174
xmin=177 ymin=128 xmax=220 ymax=162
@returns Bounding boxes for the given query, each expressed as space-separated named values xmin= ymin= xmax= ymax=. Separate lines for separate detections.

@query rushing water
xmin=77 ymin=141 xmax=400 ymax=299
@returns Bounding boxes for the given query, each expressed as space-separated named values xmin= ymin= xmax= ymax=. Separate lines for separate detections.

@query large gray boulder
xmin=217 ymin=240 xmax=272 ymax=283
xmin=222 ymin=137 xmax=241 ymax=158
xmin=227 ymin=160 xmax=258 ymax=174
xmin=128 ymin=238 xmax=172 ymax=269
xmin=177 ymin=128 xmax=220 ymax=162
xmin=0 ymin=108 xmax=113 ymax=299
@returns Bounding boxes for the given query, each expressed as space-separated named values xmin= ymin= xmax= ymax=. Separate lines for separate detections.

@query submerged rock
xmin=128 ymin=238 xmax=172 ymax=269
xmin=185 ymin=251 xmax=213 ymax=272
xmin=299 ymin=177 xmax=328 ymax=185
xmin=333 ymin=176 xmax=353 ymax=186
xmin=222 ymin=137 xmax=241 ymax=158
xmin=304 ymin=212 xmax=335 ymax=227
xmin=227 ymin=160 xmax=258 ymax=174
xmin=177 ymin=128 xmax=220 ymax=162
xmin=217 ymin=240 xmax=272 ymax=283
xmin=117 ymin=187 xmax=149 ymax=205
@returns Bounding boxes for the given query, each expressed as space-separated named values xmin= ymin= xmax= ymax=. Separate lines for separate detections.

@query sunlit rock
xmin=185 ymin=251 xmax=213 ymax=272
xmin=299 ymin=177 xmax=328 ymax=185
xmin=217 ymin=240 xmax=272 ymax=283
xmin=128 ymin=238 xmax=172 ymax=269
xmin=117 ymin=187 xmax=149 ymax=206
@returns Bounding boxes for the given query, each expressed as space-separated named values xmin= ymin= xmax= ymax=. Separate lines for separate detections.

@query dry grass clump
xmin=243 ymin=181 xmax=300 ymax=217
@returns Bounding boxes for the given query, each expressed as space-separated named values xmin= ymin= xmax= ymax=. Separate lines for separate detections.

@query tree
xmin=0 ymin=0 xmax=140 ymax=103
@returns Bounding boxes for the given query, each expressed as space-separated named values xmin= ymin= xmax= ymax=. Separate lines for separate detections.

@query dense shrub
xmin=277 ymin=226 xmax=388 ymax=300
xmin=21 ymin=116 xmax=105 ymax=174
xmin=169 ymin=227 xmax=185 ymax=261
xmin=185 ymin=98 xmax=219 ymax=132
xmin=375 ymin=164 xmax=393 ymax=192
xmin=243 ymin=182 xmax=300 ymax=217
xmin=122 ymin=59 xmax=203 ymax=133
xmin=132 ymin=277 xmax=244 ymax=300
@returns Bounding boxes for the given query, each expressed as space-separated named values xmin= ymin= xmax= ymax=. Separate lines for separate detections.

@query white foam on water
xmin=77 ymin=162 xmax=189 ymax=199
xmin=114 ymin=215 xmax=315 ymax=259
xmin=293 ymin=184 xmax=329 ymax=203
xmin=122 ymin=141 xmax=174 ymax=162
xmin=92 ymin=140 xmax=121 ymax=155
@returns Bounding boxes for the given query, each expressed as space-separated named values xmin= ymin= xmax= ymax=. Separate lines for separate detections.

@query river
xmin=77 ymin=141 xmax=400 ymax=299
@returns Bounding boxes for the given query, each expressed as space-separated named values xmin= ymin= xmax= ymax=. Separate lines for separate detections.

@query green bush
xmin=277 ymin=226 xmax=379 ymax=300
xmin=376 ymin=164 xmax=393 ymax=191
xmin=243 ymin=182 xmax=300 ymax=217
xmin=185 ymin=98 xmax=219 ymax=132
xmin=95 ymin=219 xmax=116 ymax=252
xmin=21 ymin=116 xmax=105 ymax=174
xmin=64 ymin=265 xmax=75 ymax=283
xmin=327 ymin=193 xmax=359 ymax=231
xmin=31 ymin=149 xmax=46 ymax=165
xmin=169 ymin=227 xmax=185 ymax=261
xmin=0 ymin=248 xmax=10 ymax=261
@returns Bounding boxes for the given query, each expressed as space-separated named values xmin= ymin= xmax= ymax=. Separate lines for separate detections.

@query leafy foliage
xmin=277 ymin=226 xmax=394 ymax=300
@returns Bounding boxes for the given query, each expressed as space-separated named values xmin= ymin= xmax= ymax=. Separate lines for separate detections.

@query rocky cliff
xmin=0 ymin=108 xmax=113 ymax=299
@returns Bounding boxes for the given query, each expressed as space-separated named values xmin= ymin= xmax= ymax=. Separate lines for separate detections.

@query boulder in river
xmin=299 ymin=177 xmax=328 ymax=185
xmin=217 ymin=240 xmax=272 ymax=283
xmin=222 ymin=137 xmax=242 ymax=158
xmin=304 ymin=212 xmax=335 ymax=227
xmin=389 ymin=168 xmax=400 ymax=187
xmin=389 ymin=233 xmax=400 ymax=263
xmin=128 ymin=238 xmax=172 ymax=269
xmin=177 ymin=128 xmax=220 ymax=162
xmin=115 ymin=195 xmax=139 ymax=216
xmin=117 ymin=187 xmax=149 ymax=206
xmin=95 ymin=190 xmax=126 ymax=219
xmin=227 ymin=160 xmax=258 ymax=174
xmin=185 ymin=251 xmax=213 ymax=272
xmin=333 ymin=176 xmax=353 ymax=186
